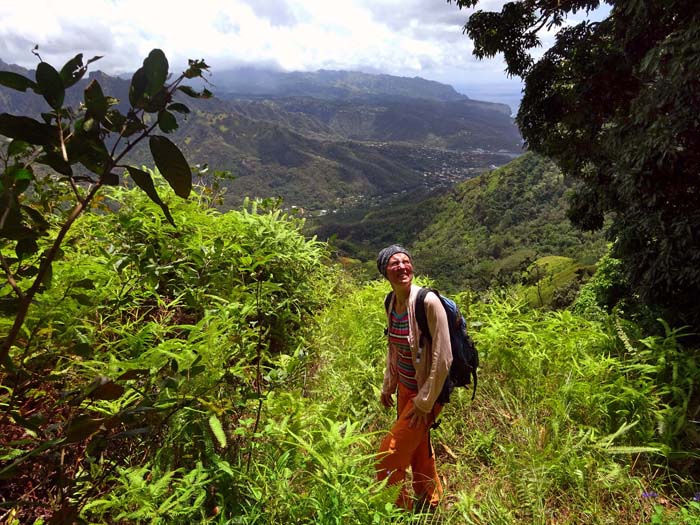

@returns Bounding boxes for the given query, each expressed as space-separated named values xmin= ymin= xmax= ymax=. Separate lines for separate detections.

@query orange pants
xmin=376 ymin=383 xmax=443 ymax=510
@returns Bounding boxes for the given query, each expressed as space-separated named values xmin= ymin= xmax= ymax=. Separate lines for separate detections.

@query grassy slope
xmin=2 ymin=180 xmax=697 ymax=523
xmin=307 ymin=279 xmax=700 ymax=524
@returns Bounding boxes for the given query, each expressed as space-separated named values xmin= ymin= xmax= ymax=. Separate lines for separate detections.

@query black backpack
xmin=384 ymin=287 xmax=478 ymax=403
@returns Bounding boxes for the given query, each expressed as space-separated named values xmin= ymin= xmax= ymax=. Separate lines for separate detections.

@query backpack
xmin=384 ymin=287 xmax=478 ymax=403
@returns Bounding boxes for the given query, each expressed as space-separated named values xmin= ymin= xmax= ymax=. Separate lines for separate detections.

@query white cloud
xmin=0 ymin=0 xmax=609 ymax=99
xmin=0 ymin=1 xmax=494 ymax=78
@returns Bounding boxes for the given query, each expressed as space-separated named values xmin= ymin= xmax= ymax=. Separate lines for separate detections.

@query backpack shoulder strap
xmin=383 ymin=291 xmax=393 ymax=336
xmin=415 ymin=287 xmax=433 ymax=342
xmin=383 ymin=291 xmax=393 ymax=314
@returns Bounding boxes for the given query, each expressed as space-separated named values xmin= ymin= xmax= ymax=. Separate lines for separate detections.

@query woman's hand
xmin=405 ymin=402 xmax=430 ymax=428
xmin=380 ymin=391 xmax=394 ymax=408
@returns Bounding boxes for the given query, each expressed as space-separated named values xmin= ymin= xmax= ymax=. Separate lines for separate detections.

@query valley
xmin=0 ymin=60 xmax=523 ymax=214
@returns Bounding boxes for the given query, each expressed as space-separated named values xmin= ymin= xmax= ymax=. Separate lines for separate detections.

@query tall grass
xmin=306 ymin=284 xmax=700 ymax=524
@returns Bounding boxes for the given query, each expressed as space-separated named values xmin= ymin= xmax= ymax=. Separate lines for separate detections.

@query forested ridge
xmin=2 ymin=0 xmax=700 ymax=522
xmin=314 ymin=152 xmax=607 ymax=301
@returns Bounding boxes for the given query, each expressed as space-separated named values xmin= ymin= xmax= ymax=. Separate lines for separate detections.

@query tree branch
xmin=0 ymin=180 xmax=102 ymax=365
xmin=68 ymin=176 xmax=85 ymax=205
xmin=531 ymin=11 xmax=551 ymax=36
xmin=0 ymin=251 xmax=24 ymax=300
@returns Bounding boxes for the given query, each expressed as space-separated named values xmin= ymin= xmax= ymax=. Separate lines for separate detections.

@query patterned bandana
xmin=376 ymin=245 xmax=412 ymax=277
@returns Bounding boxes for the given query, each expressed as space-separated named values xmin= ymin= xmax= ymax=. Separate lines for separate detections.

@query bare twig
xmin=57 ymin=116 xmax=68 ymax=163
xmin=68 ymin=176 xmax=84 ymax=204
xmin=0 ymin=252 xmax=25 ymax=300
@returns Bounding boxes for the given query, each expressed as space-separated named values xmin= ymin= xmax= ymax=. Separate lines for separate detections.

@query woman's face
xmin=386 ymin=252 xmax=413 ymax=288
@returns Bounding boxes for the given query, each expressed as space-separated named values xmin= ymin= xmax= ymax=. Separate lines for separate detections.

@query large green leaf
xmin=65 ymin=415 xmax=105 ymax=442
xmin=167 ymin=102 xmax=190 ymax=114
xmin=35 ymin=62 xmax=65 ymax=109
xmin=103 ymin=172 xmax=120 ymax=186
xmin=0 ymin=198 xmax=21 ymax=241
xmin=8 ymin=165 xmax=33 ymax=194
xmin=41 ymin=261 xmax=53 ymax=289
xmin=126 ymin=167 xmax=175 ymax=226
xmin=15 ymin=238 xmax=38 ymax=260
xmin=129 ymin=67 xmax=148 ymax=108
xmin=157 ymin=110 xmax=178 ymax=133
xmin=0 ymin=71 xmax=38 ymax=93
xmin=7 ymin=140 xmax=31 ymax=157
xmin=143 ymin=49 xmax=169 ymax=97
xmin=66 ymin=128 xmax=112 ymax=171
xmin=21 ymin=205 xmax=50 ymax=232
xmin=102 ymin=109 xmax=126 ymax=133
xmin=0 ymin=114 xmax=58 ymax=146
xmin=149 ymin=136 xmax=192 ymax=198
xmin=68 ymin=135 xmax=110 ymax=174
xmin=123 ymin=116 xmax=146 ymax=137
xmin=177 ymin=85 xmax=213 ymax=99
xmin=87 ymin=377 xmax=125 ymax=401
xmin=208 ymin=414 xmax=227 ymax=447
xmin=0 ymin=224 xmax=37 ymax=241
xmin=59 ymin=53 xmax=84 ymax=88
xmin=75 ymin=116 xmax=99 ymax=137
xmin=129 ymin=50 xmax=169 ymax=109
xmin=10 ymin=166 xmax=33 ymax=182
xmin=84 ymin=80 xmax=108 ymax=120
xmin=143 ymin=88 xmax=169 ymax=114
xmin=58 ymin=53 xmax=102 ymax=88
xmin=70 ymin=278 xmax=95 ymax=290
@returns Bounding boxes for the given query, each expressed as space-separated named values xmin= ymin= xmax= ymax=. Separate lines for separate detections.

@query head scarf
xmin=376 ymin=244 xmax=412 ymax=277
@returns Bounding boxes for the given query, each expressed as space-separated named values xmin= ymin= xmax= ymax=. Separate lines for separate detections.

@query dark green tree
xmin=0 ymin=49 xmax=211 ymax=363
xmin=449 ymin=0 xmax=700 ymax=331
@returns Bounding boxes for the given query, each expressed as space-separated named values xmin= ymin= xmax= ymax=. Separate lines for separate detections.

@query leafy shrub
xmin=0 ymin=182 xmax=331 ymax=523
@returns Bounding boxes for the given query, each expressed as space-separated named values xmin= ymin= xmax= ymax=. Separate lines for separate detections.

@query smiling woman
xmin=385 ymin=252 xmax=413 ymax=293
xmin=374 ymin=244 xmax=453 ymax=512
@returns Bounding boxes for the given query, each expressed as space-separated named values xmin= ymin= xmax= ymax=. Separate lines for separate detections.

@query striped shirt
xmin=389 ymin=309 xmax=418 ymax=391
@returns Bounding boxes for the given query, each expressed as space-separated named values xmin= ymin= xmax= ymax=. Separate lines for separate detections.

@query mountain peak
xmin=211 ymin=67 xmax=468 ymax=102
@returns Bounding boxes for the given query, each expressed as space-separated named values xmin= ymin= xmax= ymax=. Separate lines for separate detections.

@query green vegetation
xmin=2 ymin=11 xmax=700 ymax=520
xmin=451 ymin=0 xmax=700 ymax=332
xmin=1 ymin=182 xmax=699 ymax=523
xmin=315 ymin=152 xmax=606 ymax=300
xmin=0 ymin=48 xmax=211 ymax=364
xmin=0 ymin=184 xmax=334 ymax=523
xmin=412 ymin=152 xmax=605 ymax=294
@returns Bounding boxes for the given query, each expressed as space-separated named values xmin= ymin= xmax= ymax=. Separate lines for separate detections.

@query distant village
xmin=296 ymin=143 xmax=520 ymax=217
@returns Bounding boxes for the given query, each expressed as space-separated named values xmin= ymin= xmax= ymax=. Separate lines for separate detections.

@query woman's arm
xmin=413 ymin=292 xmax=452 ymax=413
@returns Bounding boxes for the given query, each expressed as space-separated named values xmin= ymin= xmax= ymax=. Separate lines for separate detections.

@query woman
xmin=375 ymin=244 xmax=452 ymax=511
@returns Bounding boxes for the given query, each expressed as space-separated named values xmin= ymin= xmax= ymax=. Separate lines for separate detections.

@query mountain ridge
xmin=203 ymin=67 xmax=475 ymax=104
xmin=0 ymin=57 xmax=522 ymax=209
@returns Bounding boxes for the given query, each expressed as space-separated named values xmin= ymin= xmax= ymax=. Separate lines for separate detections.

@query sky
xmin=0 ymin=0 xmax=608 ymax=111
